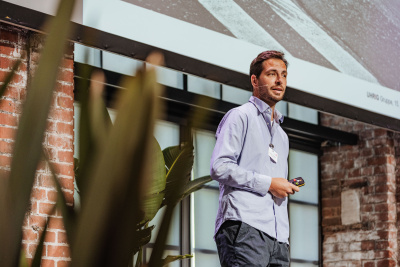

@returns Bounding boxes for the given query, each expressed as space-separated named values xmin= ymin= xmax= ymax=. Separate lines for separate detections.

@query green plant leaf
xmin=162 ymin=254 xmax=193 ymax=266
xmin=132 ymin=225 xmax=155 ymax=255
xmin=141 ymin=138 xmax=166 ymax=223
xmin=162 ymin=145 xmax=182 ymax=172
xmin=1 ymin=0 xmax=76 ymax=265
xmin=164 ymin=144 xmax=194 ymax=205
xmin=181 ymin=175 xmax=212 ymax=200
xmin=74 ymin=62 xmax=94 ymax=201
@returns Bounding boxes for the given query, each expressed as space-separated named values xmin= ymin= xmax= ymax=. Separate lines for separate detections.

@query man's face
xmin=251 ymin=58 xmax=287 ymax=107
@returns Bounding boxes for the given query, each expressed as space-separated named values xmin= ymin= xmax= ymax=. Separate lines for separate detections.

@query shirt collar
xmin=249 ymin=96 xmax=284 ymax=123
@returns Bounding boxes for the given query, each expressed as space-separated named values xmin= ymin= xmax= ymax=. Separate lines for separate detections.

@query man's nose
xmin=275 ymin=75 xmax=281 ymax=85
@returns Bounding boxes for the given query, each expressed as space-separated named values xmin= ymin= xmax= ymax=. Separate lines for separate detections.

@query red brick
xmin=48 ymin=217 xmax=65 ymax=231
xmin=0 ymin=45 xmax=21 ymax=57
xmin=0 ymin=112 xmax=18 ymax=126
xmin=56 ymin=96 xmax=74 ymax=109
xmin=367 ymin=157 xmax=388 ymax=166
xmin=23 ymin=228 xmax=38 ymax=241
xmin=47 ymin=134 xmax=73 ymax=150
xmin=54 ymin=164 xmax=74 ymax=178
xmin=377 ymin=260 xmax=396 ymax=267
xmin=28 ymin=214 xmax=46 ymax=228
xmin=361 ymin=241 xmax=375 ymax=250
xmin=58 ymin=150 xmax=73 ymax=163
xmin=55 ymin=82 xmax=73 ymax=96
xmin=0 ymin=140 xmax=13 ymax=153
xmin=1 ymin=85 xmax=21 ymax=101
xmin=47 ymin=190 xmax=58 ymax=202
xmin=31 ymin=188 xmax=47 ymax=201
xmin=0 ymin=28 xmax=21 ymax=44
xmin=49 ymin=109 xmax=73 ymax=123
xmin=0 ymin=56 xmax=27 ymax=72
xmin=322 ymin=217 xmax=341 ymax=226
xmin=322 ymin=197 xmax=341 ymax=208
xmin=46 ymin=121 xmax=57 ymax=133
xmin=43 ymin=230 xmax=56 ymax=243
xmin=0 ymin=154 xmax=12 ymax=167
xmin=0 ymin=126 xmax=16 ymax=139
xmin=46 ymin=244 xmax=70 ymax=258
xmin=0 ymin=98 xmax=19 ymax=113
xmin=57 ymin=69 xmax=74 ymax=83
xmin=60 ymin=58 xmax=74 ymax=70
xmin=56 ymin=122 xmax=73 ymax=135
xmin=57 ymin=260 xmax=71 ymax=267
xmin=41 ymin=259 xmax=55 ymax=267
xmin=37 ymin=174 xmax=55 ymax=187
xmin=0 ymin=70 xmax=25 ymax=85
xmin=57 ymin=231 xmax=69 ymax=244
xmin=38 ymin=202 xmax=55 ymax=215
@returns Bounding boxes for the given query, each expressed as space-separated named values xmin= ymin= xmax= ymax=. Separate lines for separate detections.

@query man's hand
xmin=269 ymin=178 xmax=300 ymax=198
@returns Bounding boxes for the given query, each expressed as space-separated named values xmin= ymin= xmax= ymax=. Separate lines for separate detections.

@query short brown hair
xmin=250 ymin=51 xmax=288 ymax=79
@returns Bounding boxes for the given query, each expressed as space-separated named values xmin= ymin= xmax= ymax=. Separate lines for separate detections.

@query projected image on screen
xmin=4 ymin=0 xmax=400 ymax=122
xmin=124 ymin=0 xmax=400 ymax=93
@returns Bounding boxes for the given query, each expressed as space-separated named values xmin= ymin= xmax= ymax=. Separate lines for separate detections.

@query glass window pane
xmin=193 ymin=129 xmax=218 ymax=187
xmin=149 ymin=205 xmax=181 ymax=246
xmin=154 ymin=120 xmax=180 ymax=150
xmin=102 ymin=51 xmax=143 ymax=76
xmin=289 ymin=204 xmax=319 ymax=261
xmin=290 ymin=262 xmax=318 ymax=267
xmin=193 ymin=188 xmax=219 ymax=250
xmin=74 ymin=43 xmax=101 ymax=67
xmin=276 ymin=100 xmax=288 ymax=117
xmin=289 ymin=150 xmax=318 ymax=204
xmin=222 ymin=85 xmax=251 ymax=105
xmin=146 ymin=64 xmax=184 ymax=89
xmin=188 ymin=75 xmax=220 ymax=99
xmin=193 ymin=251 xmax=220 ymax=267
xmin=288 ymin=103 xmax=318 ymax=124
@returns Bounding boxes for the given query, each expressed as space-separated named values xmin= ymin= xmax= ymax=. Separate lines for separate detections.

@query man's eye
xmin=267 ymin=73 xmax=276 ymax=76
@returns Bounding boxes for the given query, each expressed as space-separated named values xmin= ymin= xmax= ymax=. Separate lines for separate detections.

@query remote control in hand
xmin=288 ymin=177 xmax=305 ymax=187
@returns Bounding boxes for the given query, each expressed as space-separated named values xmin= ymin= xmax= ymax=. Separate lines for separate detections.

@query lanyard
xmin=262 ymin=111 xmax=276 ymax=148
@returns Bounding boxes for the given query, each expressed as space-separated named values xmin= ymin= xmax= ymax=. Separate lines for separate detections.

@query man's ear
xmin=251 ymin=74 xmax=258 ymax=88
xmin=251 ymin=75 xmax=258 ymax=96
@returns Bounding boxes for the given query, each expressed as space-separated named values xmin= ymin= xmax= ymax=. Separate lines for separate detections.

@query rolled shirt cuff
xmin=253 ymin=173 xmax=271 ymax=196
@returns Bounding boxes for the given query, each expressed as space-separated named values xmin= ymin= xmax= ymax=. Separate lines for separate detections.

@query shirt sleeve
xmin=210 ymin=109 xmax=271 ymax=196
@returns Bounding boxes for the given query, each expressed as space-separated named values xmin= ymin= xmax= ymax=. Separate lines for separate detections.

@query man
xmin=210 ymin=51 xmax=300 ymax=266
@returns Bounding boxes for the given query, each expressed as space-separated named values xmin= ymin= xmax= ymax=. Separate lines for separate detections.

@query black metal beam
xmin=1 ymin=1 xmax=399 ymax=132
xmin=73 ymin=63 xmax=358 ymax=150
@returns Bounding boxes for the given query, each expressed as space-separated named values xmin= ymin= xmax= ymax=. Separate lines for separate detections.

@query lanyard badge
xmin=269 ymin=143 xmax=278 ymax=163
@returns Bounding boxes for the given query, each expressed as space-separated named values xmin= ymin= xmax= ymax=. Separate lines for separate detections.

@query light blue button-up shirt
xmin=210 ymin=96 xmax=290 ymax=244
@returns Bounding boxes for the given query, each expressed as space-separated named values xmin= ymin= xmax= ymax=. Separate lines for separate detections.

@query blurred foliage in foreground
xmin=0 ymin=0 xmax=211 ymax=266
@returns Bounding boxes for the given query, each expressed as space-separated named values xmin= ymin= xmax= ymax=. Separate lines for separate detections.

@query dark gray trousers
xmin=215 ymin=220 xmax=290 ymax=267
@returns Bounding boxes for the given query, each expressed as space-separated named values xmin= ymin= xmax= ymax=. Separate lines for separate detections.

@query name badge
xmin=269 ymin=147 xmax=278 ymax=163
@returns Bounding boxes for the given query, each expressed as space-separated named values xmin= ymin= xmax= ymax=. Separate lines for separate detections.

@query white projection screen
xmin=3 ymin=0 xmax=400 ymax=127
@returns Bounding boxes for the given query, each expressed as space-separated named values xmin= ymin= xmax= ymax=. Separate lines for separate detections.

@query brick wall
xmin=0 ymin=23 xmax=75 ymax=266
xmin=320 ymin=113 xmax=400 ymax=267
